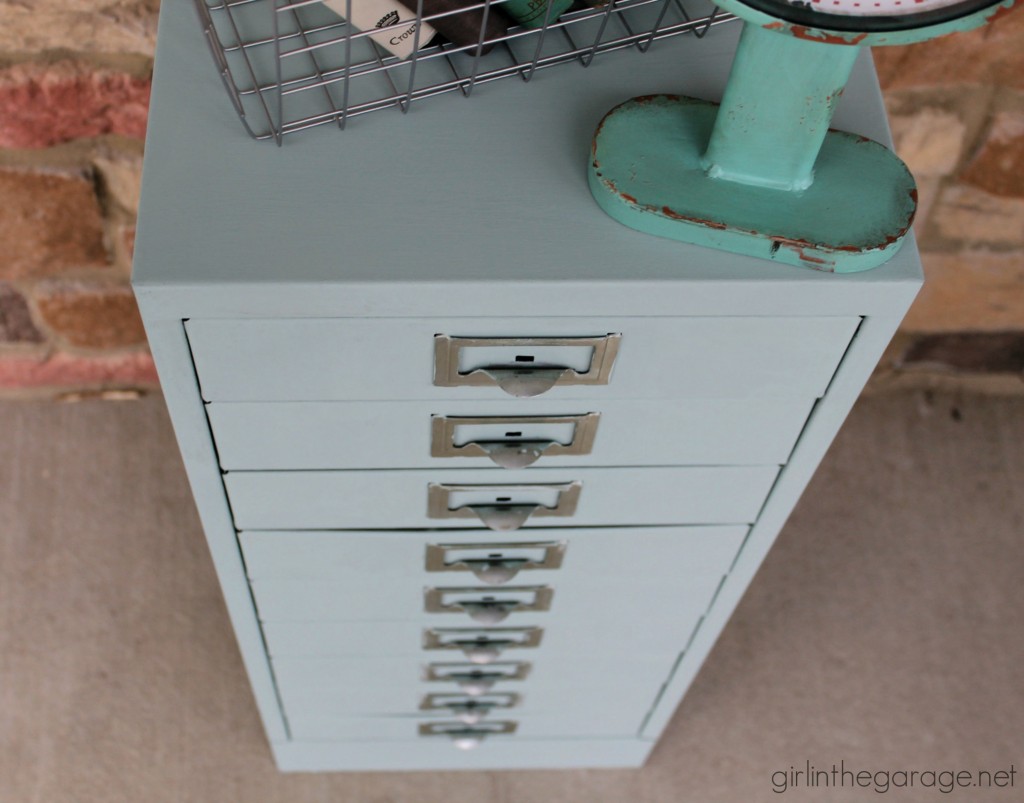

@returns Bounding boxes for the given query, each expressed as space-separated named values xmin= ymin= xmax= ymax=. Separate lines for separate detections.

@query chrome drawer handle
xmin=424 ymin=586 xmax=553 ymax=622
xmin=426 ymin=541 xmax=567 ymax=585
xmin=431 ymin=414 xmax=600 ymax=469
xmin=462 ymin=643 xmax=503 ymax=663
xmin=433 ymin=334 xmax=621 ymax=397
xmin=418 ymin=721 xmax=518 ymax=749
xmin=464 ymin=559 xmax=523 ymax=586
xmin=472 ymin=505 xmax=537 ymax=532
xmin=422 ymin=627 xmax=544 ymax=662
xmin=447 ymin=702 xmax=492 ymax=726
xmin=424 ymin=662 xmax=531 ymax=694
xmin=461 ymin=601 xmax=516 ymax=625
xmin=420 ymin=692 xmax=521 ymax=717
xmin=479 ymin=441 xmax=551 ymax=470
xmin=427 ymin=482 xmax=581 ymax=532
xmin=482 ymin=367 xmax=567 ymax=399
xmin=456 ymin=676 xmax=496 ymax=696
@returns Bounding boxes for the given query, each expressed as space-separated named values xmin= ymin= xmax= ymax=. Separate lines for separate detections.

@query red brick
xmin=0 ymin=60 xmax=150 ymax=149
xmin=34 ymin=281 xmax=147 ymax=350
xmin=0 ymin=283 xmax=45 ymax=344
xmin=873 ymin=9 xmax=1024 ymax=91
xmin=961 ymin=111 xmax=1024 ymax=199
xmin=0 ymin=168 xmax=108 ymax=280
xmin=0 ymin=350 xmax=157 ymax=390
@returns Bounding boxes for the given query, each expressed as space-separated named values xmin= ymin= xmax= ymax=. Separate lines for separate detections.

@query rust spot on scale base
xmin=763 ymin=19 xmax=865 ymax=44
xmin=660 ymin=206 xmax=728 ymax=230
xmin=771 ymin=236 xmax=834 ymax=269
xmin=985 ymin=0 xmax=1021 ymax=26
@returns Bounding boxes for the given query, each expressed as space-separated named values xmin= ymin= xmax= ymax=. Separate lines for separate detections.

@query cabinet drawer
xmin=274 ymin=655 xmax=672 ymax=692
xmin=251 ymin=576 xmax=721 ymax=627
xmin=262 ymin=615 xmax=703 ymax=664
xmin=241 ymin=527 xmax=744 ymax=582
xmin=208 ymin=397 xmax=814 ymax=470
xmin=186 ymin=316 xmax=859 ymax=402
xmin=225 ymin=466 xmax=777 ymax=530
xmin=275 ymin=660 xmax=666 ymax=718
xmin=287 ymin=712 xmax=650 ymax=741
xmin=243 ymin=526 xmax=742 ymax=625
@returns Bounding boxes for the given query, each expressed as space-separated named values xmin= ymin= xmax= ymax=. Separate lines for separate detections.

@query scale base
xmin=588 ymin=95 xmax=917 ymax=273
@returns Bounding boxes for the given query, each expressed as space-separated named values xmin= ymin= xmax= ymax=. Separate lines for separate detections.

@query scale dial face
xmin=731 ymin=0 xmax=1011 ymax=34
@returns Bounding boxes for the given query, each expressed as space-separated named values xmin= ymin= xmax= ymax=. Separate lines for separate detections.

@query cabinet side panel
xmin=137 ymin=308 xmax=289 ymax=744
xmin=640 ymin=312 xmax=911 ymax=740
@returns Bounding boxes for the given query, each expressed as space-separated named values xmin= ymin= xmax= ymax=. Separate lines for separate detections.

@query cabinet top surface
xmin=133 ymin=1 xmax=922 ymax=296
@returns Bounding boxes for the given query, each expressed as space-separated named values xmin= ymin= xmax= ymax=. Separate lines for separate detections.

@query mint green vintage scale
xmin=588 ymin=0 xmax=1017 ymax=272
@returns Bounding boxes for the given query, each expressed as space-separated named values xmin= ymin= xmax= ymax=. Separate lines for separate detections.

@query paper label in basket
xmin=321 ymin=0 xmax=437 ymax=59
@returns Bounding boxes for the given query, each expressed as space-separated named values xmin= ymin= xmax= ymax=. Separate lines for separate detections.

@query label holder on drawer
xmin=426 ymin=541 xmax=567 ymax=585
xmin=418 ymin=720 xmax=518 ymax=749
xmin=427 ymin=481 xmax=582 ymax=532
xmin=423 ymin=627 xmax=544 ymax=663
xmin=424 ymin=661 xmax=532 ymax=695
xmin=420 ymin=692 xmax=521 ymax=724
xmin=433 ymin=334 xmax=622 ymax=397
xmin=424 ymin=586 xmax=554 ymax=624
xmin=431 ymin=413 xmax=601 ymax=469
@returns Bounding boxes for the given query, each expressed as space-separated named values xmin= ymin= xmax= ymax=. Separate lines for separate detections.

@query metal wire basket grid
xmin=195 ymin=0 xmax=736 ymax=143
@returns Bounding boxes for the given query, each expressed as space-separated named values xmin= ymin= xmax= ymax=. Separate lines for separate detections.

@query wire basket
xmin=196 ymin=0 xmax=735 ymax=143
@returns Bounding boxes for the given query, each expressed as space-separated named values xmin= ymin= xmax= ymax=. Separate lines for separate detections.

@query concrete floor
xmin=0 ymin=390 xmax=1021 ymax=802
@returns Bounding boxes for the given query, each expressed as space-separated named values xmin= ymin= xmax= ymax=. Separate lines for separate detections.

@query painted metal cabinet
xmin=133 ymin=0 xmax=921 ymax=773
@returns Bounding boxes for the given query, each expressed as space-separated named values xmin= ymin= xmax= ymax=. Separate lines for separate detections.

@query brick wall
xmin=0 ymin=1 xmax=1021 ymax=398
xmin=0 ymin=0 xmax=158 ymax=399
xmin=874 ymin=8 xmax=1024 ymax=390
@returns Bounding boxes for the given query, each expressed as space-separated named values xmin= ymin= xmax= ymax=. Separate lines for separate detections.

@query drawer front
xmin=261 ymin=619 xmax=688 ymax=659
xmin=274 ymin=655 xmax=674 ymax=697
xmin=225 ymin=466 xmax=778 ymax=530
xmin=208 ymin=397 xmax=814 ymax=470
xmin=275 ymin=663 xmax=664 ymax=720
xmin=242 ymin=526 xmax=742 ymax=624
xmin=251 ymin=577 xmax=721 ymax=627
xmin=241 ymin=527 xmax=745 ymax=583
xmin=253 ymin=524 xmax=735 ymax=741
xmin=286 ymin=711 xmax=650 ymax=741
xmin=186 ymin=316 xmax=859 ymax=402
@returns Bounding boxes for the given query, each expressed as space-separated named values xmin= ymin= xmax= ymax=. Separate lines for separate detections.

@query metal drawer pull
xmin=426 ymin=541 xmax=567 ymax=585
xmin=423 ymin=628 xmax=544 ymax=663
xmin=421 ymin=692 xmax=521 ymax=722
xmin=431 ymin=414 xmax=600 ymax=468
xmin=427 ymin=482 xmax=582 ymax=532
xmin=463 ymin=603 xmax=513 ymax=625
xmin=445 ymin=703 xmax=491 ymax=727
xmin=467 ymin=561 xmax=520 ymax=586
xmin=464 ymin=644 xmax=501 ymax=664
xmin=433 ymin=334 xmax=622 ymax=397
xmin=475 ymin=506 xmax=534 ymax=533
xmin=425 ymin=704 xmax=505 ymax=729
xmin=424 ymin=662 xmax=531 ymax=695
xmin=425 ymin=586 xmax=553 ymax=624
xmin=419 ymin=721 xmax=518 ymax=750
